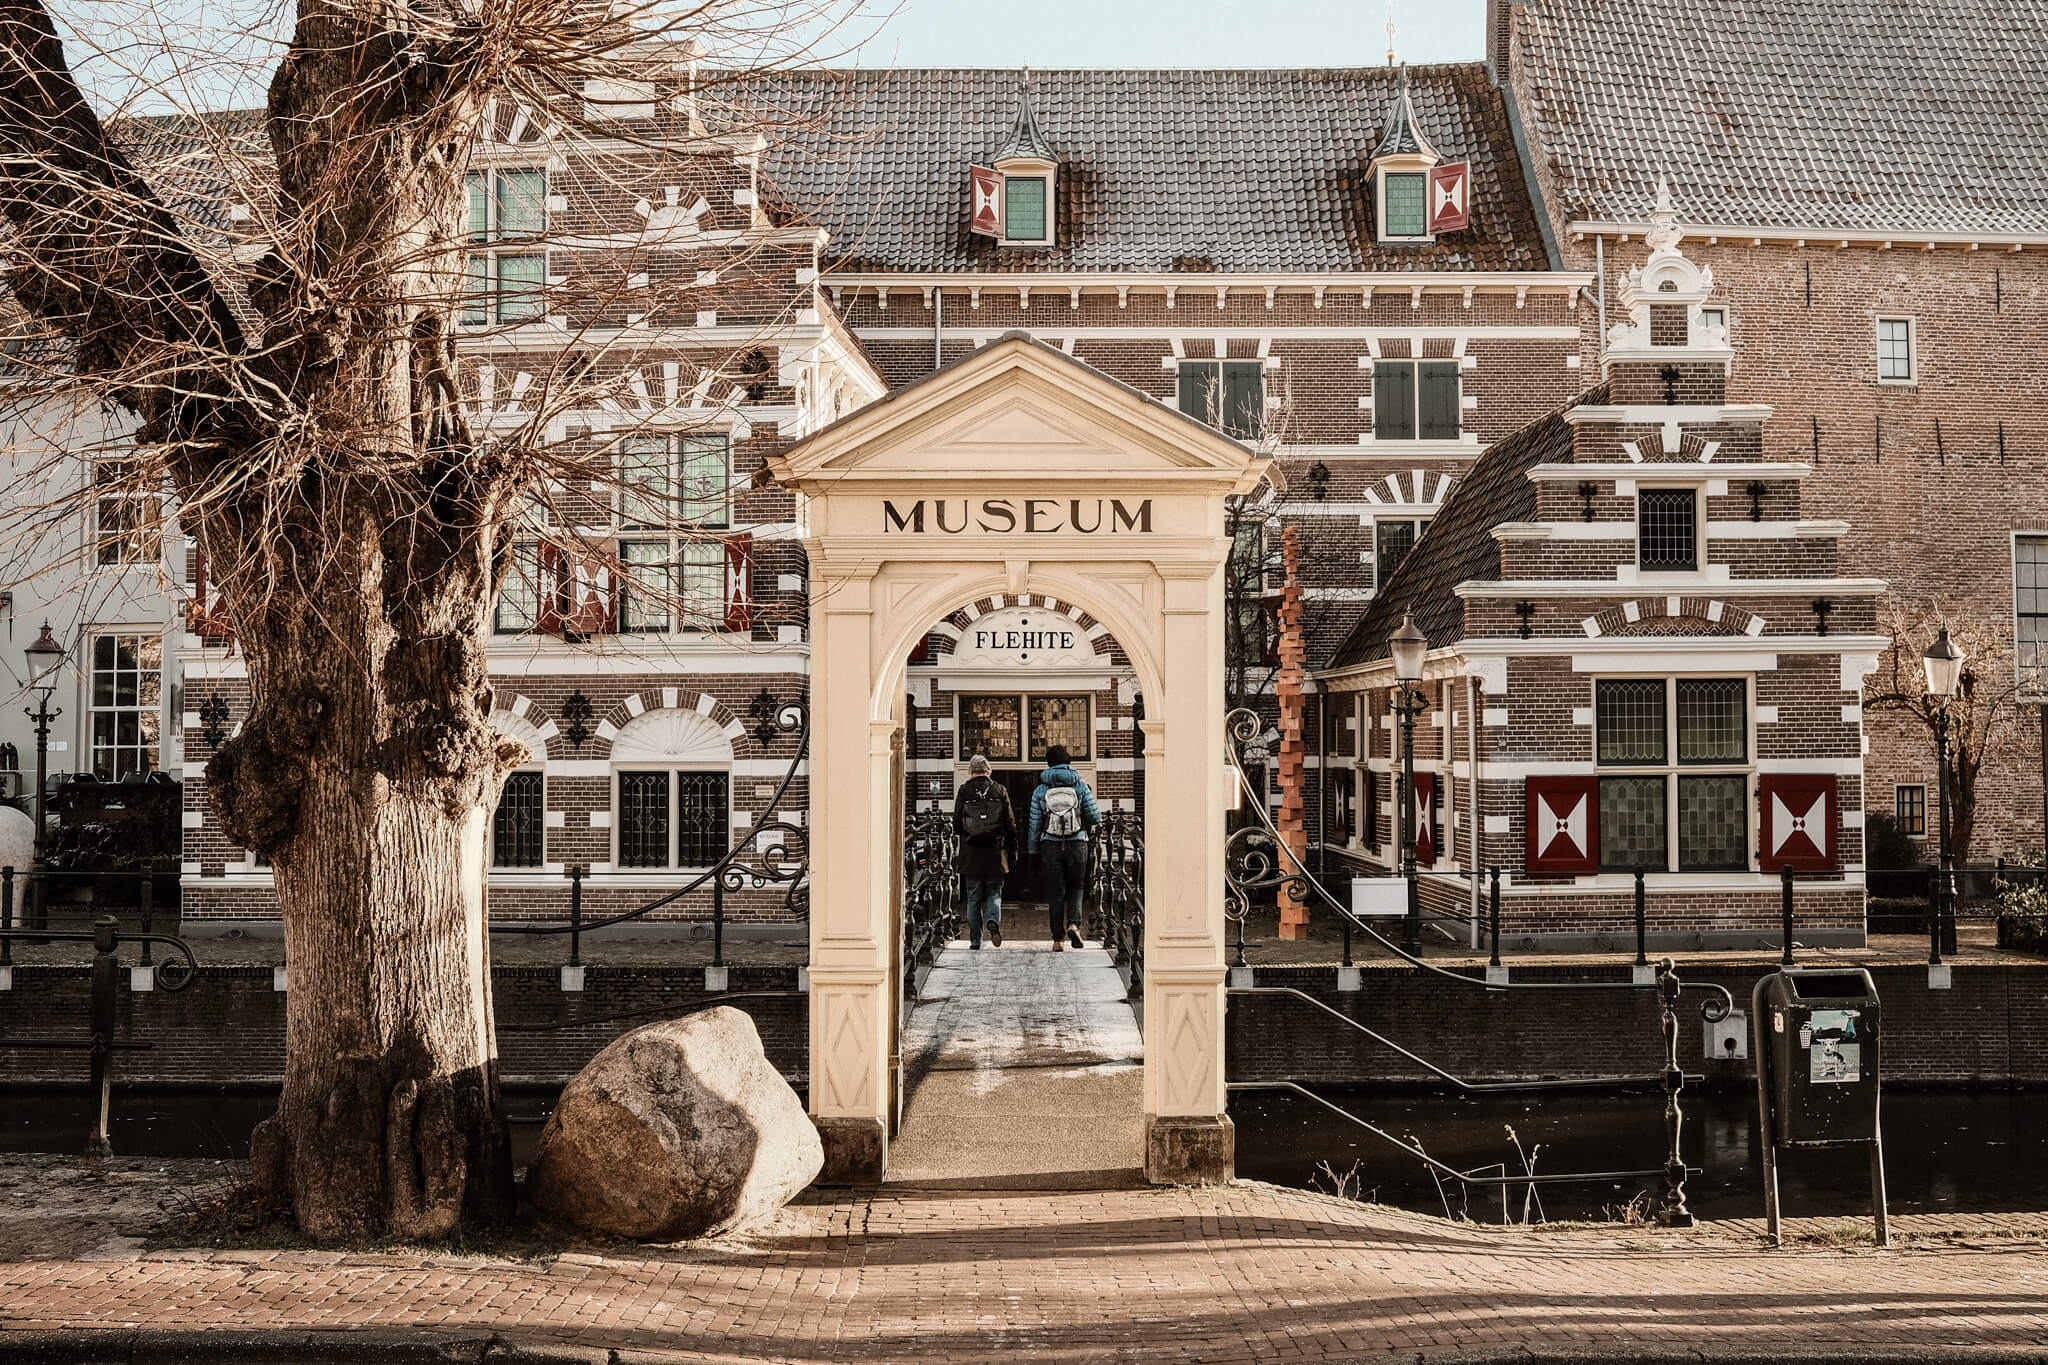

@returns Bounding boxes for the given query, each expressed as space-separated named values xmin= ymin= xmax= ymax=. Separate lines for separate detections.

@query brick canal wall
xmin=4 ymin=958 xmax=2042 ymax=1090
xmin=1226 ymin=961 xmax=2048 ymax=1089
xmin=0 ymin=965 xmax=807 ymax=1087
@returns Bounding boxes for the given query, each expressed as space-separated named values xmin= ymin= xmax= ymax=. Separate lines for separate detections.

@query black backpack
xmin=960 ymin=782 xmax=1007 ymax=842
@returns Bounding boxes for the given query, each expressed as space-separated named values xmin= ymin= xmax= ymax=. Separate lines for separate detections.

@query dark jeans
xmin=962 ymin=875 xmax=1004 ymax=947
xmin=1041 ymin=839 xmax=1090 ymax=938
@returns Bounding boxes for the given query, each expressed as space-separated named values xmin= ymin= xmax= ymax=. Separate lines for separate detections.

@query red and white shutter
xmin=1759 ymin=774 xmax=1838 ymax=873
xmin=1428 ymin=161 xmax=1470 ymax=234
xmin=549 ymin=542 xmax=613 ymax=636
xmin=1412 ymin=772 xmax=1437 ymax=866
xmin=1525 ymin=776 xmax=1599 ymax=876
xmin=722 ymin=532 xmax=753 ymax=634
xmin=969 ymin=165 xmax=1002 ymax=237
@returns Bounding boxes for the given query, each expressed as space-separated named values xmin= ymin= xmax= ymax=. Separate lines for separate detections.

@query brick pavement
xmin=3 ymin=1158 xmax=2047 ymax=1363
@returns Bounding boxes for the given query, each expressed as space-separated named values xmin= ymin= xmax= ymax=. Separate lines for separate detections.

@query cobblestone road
xmin=3 ymin=1155 xmax=2046 ymax=1363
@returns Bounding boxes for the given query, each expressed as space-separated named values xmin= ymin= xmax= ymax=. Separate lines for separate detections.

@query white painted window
xmin=2018 ymin=533 xmax=2048 ymax=699
xmin=88 ymin=632 xmax=162 ymax=778
xmin=464 ymin=168 xmax=548 ymax=326
xmin=92 ymin=457 xmax=160 ymax=566
xmin=617 ymin=433 xmax=732 ymax=634
xmin=1877 ymin=317 xmax=1915 ymax=383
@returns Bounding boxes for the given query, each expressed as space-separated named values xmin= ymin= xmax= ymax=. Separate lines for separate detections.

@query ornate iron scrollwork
xmin=196 ymin=693 xmax=230 ymax=749
xmin=560 ymin=690 xmax=595 ymax=748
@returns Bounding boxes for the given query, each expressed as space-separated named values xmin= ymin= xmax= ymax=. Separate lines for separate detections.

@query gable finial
xmin=1386 ymin=1 xmax=1399 ymax=67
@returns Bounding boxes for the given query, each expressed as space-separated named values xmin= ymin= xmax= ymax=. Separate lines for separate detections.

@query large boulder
xmin=0 ymin=804 xmax=31 ymax=877
xmin=526 ymin=1006 xmax=821 ymax=1240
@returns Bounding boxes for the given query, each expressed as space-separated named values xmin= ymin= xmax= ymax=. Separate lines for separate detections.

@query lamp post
xmin=1922 ymin=626 xmax=1965 ymax=963
xmin=22 ymin=623 xmax=66 ymax=859
xmin=1389 ymin=612 xmax=1429 ymax=952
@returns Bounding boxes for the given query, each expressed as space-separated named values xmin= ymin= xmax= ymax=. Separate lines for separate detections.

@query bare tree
xmin=1867 ymin=595 xmax=2026 ymax=869
xmin=0 ymin=0 xmax=871 ymax=1239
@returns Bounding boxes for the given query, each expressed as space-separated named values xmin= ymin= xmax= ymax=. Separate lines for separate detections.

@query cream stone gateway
xmin=768 ymin=332 xmax=1271 ymax=1185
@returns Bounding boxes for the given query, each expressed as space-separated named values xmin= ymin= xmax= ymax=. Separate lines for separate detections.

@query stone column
xmin=1142 ymin=564 xmax=1233 ymax=1184
xmin=806 ymin=563 xmax=891 ymax=1183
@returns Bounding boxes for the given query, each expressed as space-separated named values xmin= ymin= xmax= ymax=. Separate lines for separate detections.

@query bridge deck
xmin=886 ymin=934 xmax=1146 ymax=1189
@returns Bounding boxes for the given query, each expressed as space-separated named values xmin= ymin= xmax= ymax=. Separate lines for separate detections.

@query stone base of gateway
xmin=812 ymin=1116 xmax=888 ymax=1186
xmin=1145 ymin=1115 xmax=1234 ymax=1186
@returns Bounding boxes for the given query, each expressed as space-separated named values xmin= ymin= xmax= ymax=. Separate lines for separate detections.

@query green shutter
xmin=1178 ymin=361 xmax=1219 ymax=423
xmin=1373 ymin=362 xmax=1416 ymax=441
xmin=1221 ymin=362 xmax=1264 ymax=438
xmin=1419 ymin=361 xmax=1462 ymax=440
xmin=1004 ymin=176 xmax=1047 ymax=241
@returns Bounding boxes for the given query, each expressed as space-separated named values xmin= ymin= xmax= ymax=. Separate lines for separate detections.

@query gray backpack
xmin=1042 ymin=785 xmax=1083 ymax=838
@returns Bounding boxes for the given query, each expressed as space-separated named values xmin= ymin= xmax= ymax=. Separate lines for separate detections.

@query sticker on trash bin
xmin=1805 ymin=1008 xmax=1862 ymax=1084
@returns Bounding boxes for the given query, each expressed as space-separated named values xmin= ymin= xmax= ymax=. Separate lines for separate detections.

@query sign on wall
xmin=1428 ymin=161 xmax=1470 ymax=234
xmin=946 ymin=605 xmax=1100 ymax=670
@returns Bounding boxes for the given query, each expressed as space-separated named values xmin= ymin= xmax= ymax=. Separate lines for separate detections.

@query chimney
xmin=1485 ymin=0 xmax=1517 ymax=88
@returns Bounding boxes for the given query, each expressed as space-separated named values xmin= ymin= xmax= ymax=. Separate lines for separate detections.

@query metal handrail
xmin=1228 ymin=1081 xmax=1681 ymax=1190
xmin=1230 ymin=986 xmax=1675 ymax=1093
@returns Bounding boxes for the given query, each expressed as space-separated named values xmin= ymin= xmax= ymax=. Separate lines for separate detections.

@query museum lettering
xmin=883 ymin=497 xmax=1153 ymax=535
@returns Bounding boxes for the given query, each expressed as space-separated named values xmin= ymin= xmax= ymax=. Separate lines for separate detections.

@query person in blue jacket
xmin=1027 ymin=745 xmax=1101 ymax=950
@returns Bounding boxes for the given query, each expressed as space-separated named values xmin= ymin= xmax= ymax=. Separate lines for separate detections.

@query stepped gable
xmin=1508 ymin=0 xmax=2048 ymax=233
xmin=1322 ymin=382 xmax=1602 ymax=671
xmin=746 ymin=64 xmax=1549 ymax=272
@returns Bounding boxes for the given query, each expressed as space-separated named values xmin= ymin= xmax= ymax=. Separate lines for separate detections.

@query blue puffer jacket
xmin=1028 ymin=764 xmax=1101 ymax=851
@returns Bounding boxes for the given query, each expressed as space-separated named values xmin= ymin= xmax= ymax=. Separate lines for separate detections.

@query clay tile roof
xmin=1321 ymin=383 xmax=1605 ymax=673
xmin=744 ymin=63 xmax=1549 ymax=273
xmin=1509 ymin=0 xmax=2048 ymax=235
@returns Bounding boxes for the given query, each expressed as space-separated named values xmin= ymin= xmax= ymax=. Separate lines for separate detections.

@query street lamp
xmin=22 ymin=623 xmax=66 ymax=858
xmin=1389 ymin=612 xmax=1429 ymax=952
xmin=1922 ymin=626 xmax=1965 ymax=963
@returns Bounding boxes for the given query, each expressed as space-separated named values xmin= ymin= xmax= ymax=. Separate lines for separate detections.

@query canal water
xmin=3 ymin=1083 xmax=2045 ymax=1224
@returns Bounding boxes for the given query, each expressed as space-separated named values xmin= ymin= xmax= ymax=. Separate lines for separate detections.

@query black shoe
xmin=1067 ymin=924 xmax=1084 ymax=949
xmin=970 ymin=942 xmax=982 ymax=951
xmin=989 ymin=924 xmax=1002 ymax=947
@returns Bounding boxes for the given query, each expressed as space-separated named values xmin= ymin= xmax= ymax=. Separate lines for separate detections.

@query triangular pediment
xmin=770 ymin=332 xmax=1269 ymax=491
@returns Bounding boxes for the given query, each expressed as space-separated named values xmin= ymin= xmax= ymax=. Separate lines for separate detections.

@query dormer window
xmin=971 ymin=87 xmax=1060 ymax=249
xmin=1381 ymin=171 xmax=1427 ymax=239
xmin=1365 ymin=70 xmax=1447 ymax=245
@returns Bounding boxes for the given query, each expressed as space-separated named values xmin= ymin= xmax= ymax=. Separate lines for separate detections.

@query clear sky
xmin=852 ymin=0 xmax=1484 ymax=69
xmin=53 ymin=0 xmax=1487 ymax=113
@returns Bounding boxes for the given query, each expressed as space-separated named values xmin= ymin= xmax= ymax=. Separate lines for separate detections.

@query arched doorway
xmin=767 ymin=332 xmax=1269 ymax=1185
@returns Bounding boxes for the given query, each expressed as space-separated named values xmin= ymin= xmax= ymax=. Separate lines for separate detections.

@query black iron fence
xmin=1090 ymin=810 xmax=1144 ymax=993
xmin=902 ymin=810 xmax=959 ymax=996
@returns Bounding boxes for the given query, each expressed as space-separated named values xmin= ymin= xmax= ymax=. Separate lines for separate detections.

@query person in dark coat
xmin=1027 ymin=744 xmax=1101 ymax=950
xmin=953 ymin=754 xmax=1016 ymax=950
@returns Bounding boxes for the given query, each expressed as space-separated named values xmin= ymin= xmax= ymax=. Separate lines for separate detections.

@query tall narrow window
xmin=2017 ymin=534 xmax=2048 ymax=699
xmin=1638 ymin=489 xmax=1699 ymax=571
xmin=92 ymin=458 xmax=160 ymax=566
xmin=88 ymin=633 xmax=161 ymax=778
xmin=617 ymin=433 xmax=731 ymax=632
xmin=1894 ymin=785 xmax=1926 ymax=837
xmin=1877 ymin=317 xmax=1915 ymax=383
xmin=1372 ymin=360 xmax=1459 ymax=441
xmin=495 ymin=542 xmax=543 ymax=634
xmin=1382 ymin=171 xmax=1426 ymax=237
xmin=1177 ymin=360 xmax=1265 ymax=439
xmin=492 ymin=770 xmax=545 ymax=867
xmin=463 ymin=167 xmax=548 ymax=326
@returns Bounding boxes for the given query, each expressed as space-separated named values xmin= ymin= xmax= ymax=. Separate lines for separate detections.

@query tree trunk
xmin=215 ymin=525 xmax=517 ymax=1241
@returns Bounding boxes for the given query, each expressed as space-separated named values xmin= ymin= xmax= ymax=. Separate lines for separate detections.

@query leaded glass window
xmin=615 ymin=434 xmax=731 ymax=632
xmin=1029 ymin=696 xmax=1091 ymax=763
xmin=1382 ymin=171 xmax=1426 ymax=237
xmin=1638 ymin=489 xmax=1698 ymax=571
xmin=1376 ymin=519 xmax=1428 ymax=586
xmin=1004 ymin=176 xmax=1047 ymax=241
xmin=617 ymin=771 xmax=669 ymax=868
xmin=674 ymin=771 xmax=729 ymax=868
xmin=462 ymin=168 xmax=547 ymax=325
xmin=492 ymin=771 xmax=545 ymax=867
xmin=495 ymin=542 xmax=543 ymax=634
xmin=618 ymin=540 xmax=671 ymax=632
xmin=616 ymin=770 xmax=730 ymax=869
xmin=1596 ymin=680 xmax=1667 ymax=765
xmin=958 ymin=695 xmax=1022 ymax=763
xmin=1595 ymin=676 xmax=1751 ymax=873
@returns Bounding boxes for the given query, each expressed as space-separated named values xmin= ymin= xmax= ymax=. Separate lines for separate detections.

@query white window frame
xmin=463 ymin=166 xmax=549 ymax=328
xmin=614 ymin=430 xmax=733 ymax=636
xmin=86 ymin=630 xmax=163 ymax=779
xmin=1592 ymin=673 xmax=1757 ymax=875
xmin=612 ymin=765 xmax=732 ymax=872
xmin=1375 ymin=165 xmax=1434 ymax=244
xmin=1876 ymin=315 xmax=1916 ymax=385
xmin=90 ymin=456 xmax=163 ymax=568
xmin=490 ymin=766 xmax=548 ymax=870
xmin=1636 ymin=484 xmax=1703 ymax=577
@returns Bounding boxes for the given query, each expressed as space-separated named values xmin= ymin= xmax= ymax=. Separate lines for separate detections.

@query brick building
xmin=8 ymin=6 xmax=2041 ymax=943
